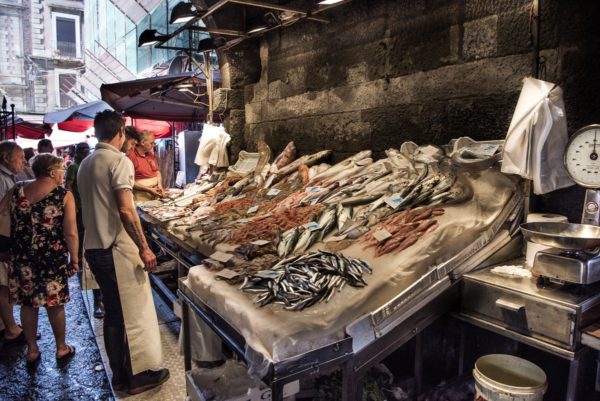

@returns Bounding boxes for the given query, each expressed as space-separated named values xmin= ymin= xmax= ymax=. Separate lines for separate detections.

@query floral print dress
xmin=8 ymin=183 xmax=70 ymax=307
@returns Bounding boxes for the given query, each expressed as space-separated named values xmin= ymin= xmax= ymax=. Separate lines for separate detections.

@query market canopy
xmin=100 ymin=71 xmax=213 ymax=122
xmin=43 ymin=100 xmax=112 ymax=125
xmin=6 ymin=116 xmax=51 ymax=140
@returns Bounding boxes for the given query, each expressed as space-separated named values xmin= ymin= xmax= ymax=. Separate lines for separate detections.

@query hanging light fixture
xmin=170 ymin=2 xmax=202 ymax=24
xmin=138 ymin=29 xmax=169 ymax=47
xmin=197 ymin=37 xmax=227 ymax=52
xmin=318 ymin=0 xmax=344 ymax=4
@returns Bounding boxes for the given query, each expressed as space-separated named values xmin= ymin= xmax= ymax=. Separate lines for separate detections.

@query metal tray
xmin=520 ymin=222 xmax=600 ymax=251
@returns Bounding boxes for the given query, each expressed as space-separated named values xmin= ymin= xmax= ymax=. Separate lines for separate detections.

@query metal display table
xmin=136 ymin=189 xmax=523 ymax=401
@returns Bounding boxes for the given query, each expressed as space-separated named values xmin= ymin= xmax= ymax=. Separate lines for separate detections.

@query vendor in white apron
xmin=78 ymin=110 xmax=169 ymax=395
xmin=126 ymin=131 xmax=165 ymax=202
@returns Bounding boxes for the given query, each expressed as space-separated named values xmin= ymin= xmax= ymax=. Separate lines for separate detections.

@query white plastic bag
xmin=502 ymin=77 xmax=574 ymax=194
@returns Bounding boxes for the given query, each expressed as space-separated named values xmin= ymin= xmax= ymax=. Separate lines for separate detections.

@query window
xmin=52 ymin=12 xmax=81 ymax=58
xmin=55 ymin=71 xmax=78 ymax=108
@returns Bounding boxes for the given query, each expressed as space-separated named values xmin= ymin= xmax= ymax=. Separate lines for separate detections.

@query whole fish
xmin=309 ymin=150 xmax=372 ymax=184
xmin=277 ymin=227 xmax=299 ymax=258
xmin=336 ymin=204 xmax=353 ymax=233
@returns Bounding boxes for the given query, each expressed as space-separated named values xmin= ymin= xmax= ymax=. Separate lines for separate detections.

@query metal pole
xmin=10 ymin=104 xmax=15 ymax=140
xmin=531 ymin=0 xmax=540 ymax=79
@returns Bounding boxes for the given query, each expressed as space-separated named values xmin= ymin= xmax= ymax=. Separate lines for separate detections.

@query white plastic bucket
xmin=473 ymin=354 xmax=547 ymax=401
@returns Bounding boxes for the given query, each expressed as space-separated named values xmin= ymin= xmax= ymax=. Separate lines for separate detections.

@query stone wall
xmin=220 ymin=0 xmax=600 ymax=167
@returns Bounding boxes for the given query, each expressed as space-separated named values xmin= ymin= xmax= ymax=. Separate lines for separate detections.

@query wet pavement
xmin=0 ymin=277 xmax=113 ymax=401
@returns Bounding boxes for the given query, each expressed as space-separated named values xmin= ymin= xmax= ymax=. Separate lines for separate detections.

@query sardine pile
xmin=240 ymin=251 xmax=372 ymax=311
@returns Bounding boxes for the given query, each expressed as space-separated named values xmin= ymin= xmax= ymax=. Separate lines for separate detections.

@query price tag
xmin=305 ymin=186 xmax=321 ymax=192
xmin=385 ymin=193 xmax=404 ymax=209
xmin=310 ymin=198 xmax=319 ymax=205
xmin=468 ymin=143 xmax=500 ymax=157
xmin=236 ymin=218 xmax=250 ymax=224
xmin=373 ymin=229 xmax=392 ymax=242
xmin=266 ymin=188 xmax=281 ymax=197
xmin=216 ymin=268 xmax=239 ymax=280
xmin=251 ymin=239 xmax=271 ymax=246
xmin=247 ymin=205 xmax=259 ymax=214
xmin=210 ymin=251 xmax=233 ymax=263
xmin=304 ymin=221 xmax=321 ymax=231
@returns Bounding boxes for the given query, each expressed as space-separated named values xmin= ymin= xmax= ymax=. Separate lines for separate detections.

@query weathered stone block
xmin=497 ymin=8 xmax=530 ymax=56
xmin=463 ymin=15 xmax=498 ymax=60
xmin=465 ymin=0 xmax=530 ymax=20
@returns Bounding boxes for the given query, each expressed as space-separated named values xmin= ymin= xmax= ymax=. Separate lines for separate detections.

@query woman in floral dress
xmin=2 ymin=154 xmax=79 ymax=363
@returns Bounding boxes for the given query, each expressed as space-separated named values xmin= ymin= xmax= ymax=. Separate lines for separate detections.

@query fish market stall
xmin=139 ymin=139 xmax=523 ymax=400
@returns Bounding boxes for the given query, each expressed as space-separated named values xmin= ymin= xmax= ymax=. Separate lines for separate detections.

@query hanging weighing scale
xmin=521 ymin=124 xmax=600 ymax=285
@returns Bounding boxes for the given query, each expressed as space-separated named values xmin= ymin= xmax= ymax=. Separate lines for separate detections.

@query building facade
xmin=0 ymin=0 xmax=87 ymax=114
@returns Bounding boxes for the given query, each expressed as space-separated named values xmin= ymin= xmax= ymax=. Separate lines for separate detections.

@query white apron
xmin=133 ymin=177 xmax=159 ymax=202
xmin=112 ymin=229 xmax=162 ymax=374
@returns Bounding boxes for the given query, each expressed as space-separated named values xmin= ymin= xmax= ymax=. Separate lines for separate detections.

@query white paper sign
xmin=373 ymin=229 xmax=392 ymax=242
xmin=216 ymin=269 xmax=239 ymax=280
xmin=251 ymin=239 xmax=271 ymax=246
xmin=210 ymin=251 xmax=233 ymax=263
xmin=247 ymin=205 xmax=259 ymax=214
xmin=385 ymin=194 xmax=404 ymax=209
xmin=305 ymin=186 xmax=321 ymax=192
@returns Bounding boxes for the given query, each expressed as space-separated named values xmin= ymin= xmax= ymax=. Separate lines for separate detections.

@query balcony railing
xmin=56 ymin=41 xmax=79 ymax=58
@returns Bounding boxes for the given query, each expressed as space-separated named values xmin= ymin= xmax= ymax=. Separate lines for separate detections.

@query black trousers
xmin=85 ymin=247 xmax=131 ymax=382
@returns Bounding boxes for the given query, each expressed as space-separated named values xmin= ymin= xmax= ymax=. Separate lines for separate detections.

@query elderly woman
xmin=1 ymin=154 xmax=78 ymax=364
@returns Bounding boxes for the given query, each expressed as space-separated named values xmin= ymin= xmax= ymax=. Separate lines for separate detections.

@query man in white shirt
xmin=78 ymin=110 xmax=169 ymax=395
xmin=0 ymin=141 xmax=25 ymax=343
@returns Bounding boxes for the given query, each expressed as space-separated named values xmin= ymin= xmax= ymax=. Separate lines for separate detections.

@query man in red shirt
xmin=126 ymin=131 xmax=164 ymax=201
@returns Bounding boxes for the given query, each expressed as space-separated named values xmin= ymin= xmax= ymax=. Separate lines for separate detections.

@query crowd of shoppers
xmin=0 ymin=112 xmax=170 ymax=395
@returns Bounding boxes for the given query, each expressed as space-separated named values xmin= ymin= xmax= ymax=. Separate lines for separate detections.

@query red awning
xmin=6 ymin=117 xmax=51 ymax=139
xmin=125 ymin=118 xmax=172 ymax=139
xmin=56 ymin=116 xmax=172 ymax=139
xmin=57 ymin=119 xmax=94 ymax=132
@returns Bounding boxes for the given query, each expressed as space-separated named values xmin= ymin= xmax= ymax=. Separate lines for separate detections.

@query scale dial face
xmin=565 ymin=124 xmax=600 ymax=188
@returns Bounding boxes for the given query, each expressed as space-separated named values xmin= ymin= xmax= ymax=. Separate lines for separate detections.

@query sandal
xmin=56 ymin=345 xmax=76 ymax=361
xmin=26 ymin=351 xmax=42 ymax=366
xmin=3 ymin=325 xmax=41 ymax=345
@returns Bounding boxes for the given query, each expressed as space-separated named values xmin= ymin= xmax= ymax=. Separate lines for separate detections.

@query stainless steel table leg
xmin=271 ymin=382 xmax=284 ymax=401
xmin=182 ymin=298 xmax=192 ymax=372
xmin=415 ymin=332 xmax=423 ymax=395
xmin=567 ymin=353 xmax=581 ymax=401
xmin=342 ymin=359 xmax=361 ymax=401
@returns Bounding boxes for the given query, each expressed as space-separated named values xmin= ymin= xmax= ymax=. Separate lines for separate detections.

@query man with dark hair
xmin=78 ymin=110 xmax=168 ymax=394
xmin=0 ymin=141 xmax=25 ymax=342
xmin=123 ymin=126 xmax=141 ymax=153
xmin=37 ymin=138 xmax=53 ymax=154
xmin=66 ymin=142 xmax=104 ymax=318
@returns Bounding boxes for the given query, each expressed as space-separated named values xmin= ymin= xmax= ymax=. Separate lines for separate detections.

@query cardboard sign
xmin=373 ymin=229 xmax=392 ymax=242
xmin=216 ymin=269 xmax=240 ymax=280
xmin=210 ymin=251 xmax=233 ymax=263
xmin=385 ymin=193 xmax=404 ymax=209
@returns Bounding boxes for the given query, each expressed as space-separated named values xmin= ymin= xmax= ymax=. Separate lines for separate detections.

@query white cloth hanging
xmin=502 ymin=77 xmax=574 ymax=194
xmin=194 ymin=124 xmax=231 ymax=174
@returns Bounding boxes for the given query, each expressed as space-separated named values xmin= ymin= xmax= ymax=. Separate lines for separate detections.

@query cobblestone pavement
xmin=0 ymin=277 xmax=113 ymax=401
